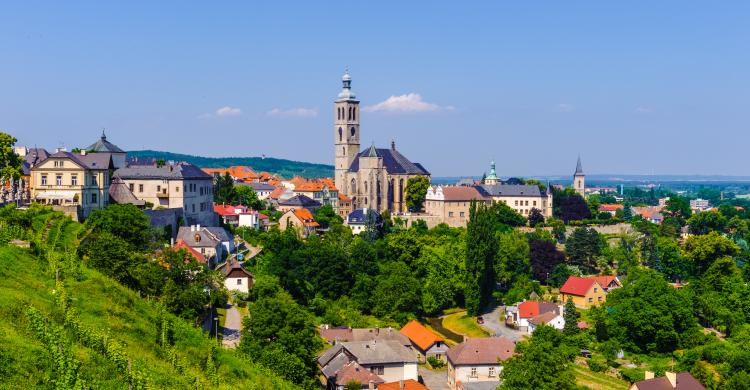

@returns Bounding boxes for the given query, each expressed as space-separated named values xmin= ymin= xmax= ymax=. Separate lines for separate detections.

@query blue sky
xmin=3 ymin=2 xmax=749 ymax=176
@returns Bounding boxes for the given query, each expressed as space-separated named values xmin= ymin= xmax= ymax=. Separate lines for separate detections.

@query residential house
xmin=30 ymin=149 xmax=114 ymax=220
xmin=632 ymin=206 xmax=664 ymax=224
xmin=238 ymin=181 xmax=276 ymax=200
xmin=279 ymin=208 xmax=319 ymax=238
xmin=629 ymin=371 xmax=705 ymax=390
xmin=214 ymin=204 xmax=261 ymax=229
xmin=379 ymin=380 xmax=428 ymax=390
xmin=292 ymin=180 xmax=339 ymax=210
xmin=202 ymin=165 xmax=260 ymax=183
xmin=425 ymin=186 xmax=491 ymax=227
xmin=599 ymin=204 xmax=624 ymax=216
xmin=16 ymin=146 xmax=49 ymax=193
xmin=338 ymin=193 xmax=353 ymax=218
xmin=527 ymin=310 xmax=565 ymax=334
xmin=345 ymin=208 xmax=383 ymax=235
xmin=447 ymin=337 xmax=515 ymax=390
xmin=323 ymin=360 xmax=384 ymax=390
xmin=114 ymin=160 xmax=216 ymax=226
xmin=559 ymin=275 xmax=621 ymax=308
xmin=399 ymin=320 xmax=448 ymax=363
xmin=176 ymin=225 xmax=225 ymax=266
xmin=276 ymin=194 xmax=322 ymax=213
xmin=690 ymin=198 xmax=711 ymax=213
xmin=319 ymin=326 xmax=412 ymax=349
xmin=505 ymin=301 xmax=562 ymax=333
xmin=221 ymin=258 xmax=254 ymax=293
xmin=318 ymin=340 xmax=419 ymax=386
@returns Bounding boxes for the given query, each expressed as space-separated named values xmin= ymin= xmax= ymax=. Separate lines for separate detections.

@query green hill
xmin=127 ymin=150 xmax=333 ymax=179
xmin=0 ymin=208 xmax=296 ymax=389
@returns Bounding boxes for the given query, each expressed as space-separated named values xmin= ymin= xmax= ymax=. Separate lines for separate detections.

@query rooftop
xmin=115 ymin=161 xmax=212 ymax=180
xmin=399 ymin=320 xmax=443 ymax=352
xmin=447 ymin=337 xmax=515 ymax=366
xmin=87 ymin=131 xmax=126 ymax=154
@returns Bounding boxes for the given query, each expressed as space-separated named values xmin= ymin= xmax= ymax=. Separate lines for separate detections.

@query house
xmin=559 ymin=276 xmax=615 ymax=308
xmin=202 ymin=165 xmax=259 ymax=183
xmin=632 ymin=206 xmax=664 ymax=224
xmin=338 ymin=193 xmax=353 ymax=218
xmin=16 ymin=146 xmax=49 ymax=194
xmin=213 ymin=204 xmax=261 ymax=229
xmin=114 ymin=160 xmax=216 ymax=226
xmin=345 ymin=208 xmax=383 ymax=235
xmin=317 ymin=340 xmax=418 ymax=386
xmin=447 ymin=337 xmax=515 ymax=390
xmin=86 ymin=131 xmax=127 ymax=168
xmin=629 ymin=371 xmax=705 ymax=390
xmin=237 ymin=181 xmax=276 ymax=200
xmin=689 ymin=198 xmax=711 ymax=213
xmin=173 ymin=239 xmax=207 ymax=265
xmin=323 ymin=360 xmax=384 ymax=390
xmin=379 ymin=380 xmax=428 ymax=390
xmin=176 ymin=225 xmax=226 ymax=266
xmin=221 ymin=258 xmax=254 ymax=293
xmin=425 ymin=185 xmax=491 ymax=227
xmin=29 ymin=149 xmax=114 ymax=220
xmin=473 ymin=161 xmax=554 ymax=218
xmin=599 ymin=204 xmax=624 ymax=216
xmin=319 ymin=326 xmax=412 ymax=349
xmin=527 ymin=310 xmax=565 ymax=335
xmin=276 ymin=194 xmax=322 ymax=213
xmin=279 ymin=208 xmax=319 ymax=238
xmin=399 ymin=320 xmax=448 ymax=363
xmin=292 ymin=180 xmax=339 ymax=210
xmin=505 ymin=301 xmax=562 ymax=333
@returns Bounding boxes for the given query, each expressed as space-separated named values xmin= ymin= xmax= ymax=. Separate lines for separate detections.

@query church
xmin=333 ymin=71 xmax=430 ymax=213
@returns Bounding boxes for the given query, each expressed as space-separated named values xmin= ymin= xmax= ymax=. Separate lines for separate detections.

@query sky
xmin=2 ymin=2 xmax=749 ymax=177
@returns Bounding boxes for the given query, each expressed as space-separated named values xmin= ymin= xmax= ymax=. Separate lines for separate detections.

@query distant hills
xmin=128 ymin=150 xmax=334 ymax=179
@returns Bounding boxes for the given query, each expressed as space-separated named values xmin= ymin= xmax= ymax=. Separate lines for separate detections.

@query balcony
xmin=156 ymin=191 xmax=170 ymax=198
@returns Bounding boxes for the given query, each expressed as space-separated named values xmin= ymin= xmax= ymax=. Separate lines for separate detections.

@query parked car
xmin=476 ymin=316 xmax=484 ymax=324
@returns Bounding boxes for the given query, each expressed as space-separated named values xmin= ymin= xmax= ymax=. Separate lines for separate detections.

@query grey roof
xmin=319 ymin=327 xmax=411 ymax=346
xmin=108 ymin=177 xmax=145 ymax=206
xmin=346 ymin=208 xmax=382 ymax=225
xmin=114 ymin=162 xmax=211 ymax=180
xmin=477 ymin=184 xmax=545 ymax=198
xmin=277 ymin=194 xmax=321 ymax=208
xmin=176 ymin=226 xmax=221 ymax=248
xmin=575 ymin=156 xmax=584 ymax=175
xmin=365 ymin=144 xmax=378 ymax=158
xmin=87 ymin=132 xmax=125 ymax=153
xmin=238 ymin=182 xmax=276 ymax=191
xmin=348 ymin=147 xmax=430 ymax=175
xmin=338 ymin=340 xmax=418 ymax=365
xmin=320 ymin=348 xmax=351 ymax=377
xmin=41 ymin=151 xmax=113 ymax=171
xmin=204 ymin=226 xmax=232 ymax=242
xmin=22 ymin=148 xmax=50 ymax=175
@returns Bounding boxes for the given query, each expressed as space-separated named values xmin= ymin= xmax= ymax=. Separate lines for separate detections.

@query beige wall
xmin=561 ymin=282 xmax=606 ymax=309
xmin=121 ymin=177 xmax=214 ymax=226
xmin=30 ymin=157 xmax=110 ymax=218
xmin=490 ymin=195 xmax=553 ymax=218
xmin=448 ymin=362 xmax=502 ymax=390
xmin=424 ymin=199 xmax=491 ymax=227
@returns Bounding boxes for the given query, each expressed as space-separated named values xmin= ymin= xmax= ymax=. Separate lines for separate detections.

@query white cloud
xmin=635 ymin=106 xmax=654 ymax=114
xmin=266 ymin=107 xmax=318 ymax=118
xmin=216 ymin=106 xmax=242 ymax=117
xmin=555 ymin=103 xmax=575 ymax=113
xmin=364 ymin=93 xmax=453 ymax=113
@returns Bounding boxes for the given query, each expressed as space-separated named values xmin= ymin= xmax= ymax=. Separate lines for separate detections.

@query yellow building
xmin=559 ymin=276 xmax=616 ymax=308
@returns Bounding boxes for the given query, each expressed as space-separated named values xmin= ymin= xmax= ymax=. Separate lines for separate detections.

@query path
xmin=222 ymin=303 xmax=242 ymax=348
xmin=419 ymin=366 xmax=449 ymax=390
xmin=480 ymin=305 xmax=525 ymax=342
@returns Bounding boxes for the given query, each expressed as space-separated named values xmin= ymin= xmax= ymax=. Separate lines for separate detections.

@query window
xmin=237 ymin=279 xmax=242 ymax=285
xmin=594 ymin=287 xmax=598 ymax=293
xmin=41 ymin=175 xmax=47 ymax=186
xmin=71 ymin=175 xmax=78 ymax=186
xmin=192 ymin=204 xmax=195 ymax=213
xmin=514 ymin=200 xmax=518 ymax=206
xmin=370 ymin=366 xmax=384 ymax=375
xmin=588 ymin=297 xmax=593 ymax=303
xmin=91 ymin=174 xmax=97 ymax=185
xmin=157 ymin=185 xmax=161 ymax=192
xmin=460 ymin=212 xmax=465 ymax=217
xmin=489 ymin=367 xmax=496 ymax=377
xmin=176 ymin=186 xmax=179 ymax=192
xmin=129 ymin=183 xmax=134 ymax=192
xmin=353 ymin=107 xmax=356 ymax=120
xmin=448 ymin=212 xmax=454 ymax=217
xmin=470 ymin=367 xmax=478 ymax=377
xmin=91 ymin=193 xmax=97 ymax=204
xmin=56 ymin=175 xmax=63 ymax=186
xmin=533 ymin=201 xmax=537 ymax=206
xmin=338 ymin=127 xmax=343 ymax=141
xmin=139 ymin=184 xmax=143 ymax=193
xmin=598 ymin=296 xmax=603 ymax=302
xmin=525 ymin=200 xmax=529 ymax=206
xmin=350 ymin=127 xmax=355 ymax=137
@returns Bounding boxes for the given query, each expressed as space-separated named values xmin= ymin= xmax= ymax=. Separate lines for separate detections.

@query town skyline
xmin=5 ymin=2 xmax=750 ymax=177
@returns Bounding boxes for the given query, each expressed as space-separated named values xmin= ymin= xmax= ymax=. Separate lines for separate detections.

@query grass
xmin=573 ymin=364 xmax=630 ymax=390
xmin=442 ymin=311 xmax=490 ymax=338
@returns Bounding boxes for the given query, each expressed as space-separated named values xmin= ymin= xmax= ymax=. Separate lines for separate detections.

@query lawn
xmin=442 ymin=311 xmax=490 ymax=338
xmin=573 ymin=364 xmax=630 ymax=390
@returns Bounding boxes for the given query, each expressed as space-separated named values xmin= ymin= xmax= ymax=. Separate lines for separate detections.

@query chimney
xmin=197 ymin=224 xmax=201 ymax=230
xmin=399 ymin=380 xmax=404 ymax=388
xmin=644 ymin=371 xmax=655 ymax=380
xmin=666 ymin=372 xmax=677 ymax=387
xmin=191 ymin=225 xmax=195 ymax=232
xmin=368 ymin=381 xmax=375 ymax=390
xmin=80 ymin=150 xmax=87 ymax=156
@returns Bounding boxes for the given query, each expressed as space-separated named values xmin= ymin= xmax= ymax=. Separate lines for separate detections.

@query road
xmin=419 ymin=366 xmax=449 ymax=390
xmin=480 ymin=305 xmax=526 ymax=342
xmin=222 ymin=303 xmax=242 ymax=348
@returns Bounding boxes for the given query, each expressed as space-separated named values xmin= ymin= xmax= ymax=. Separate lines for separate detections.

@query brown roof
xmin=319 ymin=326 xmax=410 ymax=346
xmin=333 ymin=361 xmax=384 ymax=386
xmin=399 ymin=320 xmax=443 ymax=351
xmin=633 ymin=372 xmax=705 ymax=390
xmin=379 ymin=380 xmax=429 ymax=390
xmin=528 ymin=311 xmax=559 ymax=326
xmin=441 ymin=186 xmax=486 ymax=201
xmin=447 ymin=337 xmax=515 ymax=366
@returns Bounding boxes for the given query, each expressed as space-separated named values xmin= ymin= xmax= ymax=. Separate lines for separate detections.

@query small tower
xmin=573 ymin=156 xmax=585 ymax=197
xmin=484 ymin=160 xmax=499 ymax=185
xmin=334 ymin=69 xmax=360 ymax=194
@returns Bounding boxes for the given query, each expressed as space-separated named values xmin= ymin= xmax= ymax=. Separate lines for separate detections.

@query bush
xmin=427 ymin=356 xmax=444 ymax=369
xmin=619 ymin=367 xmax=644 ymax=383
xmin=588 ymin=358 xmax=607 ymax=373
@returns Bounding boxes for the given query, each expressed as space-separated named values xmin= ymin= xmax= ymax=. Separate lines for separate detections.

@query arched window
xmin=353 ymin=107 xmax=356 ymax=121
xmin=343 ymin=147 xmax=345 ymax=155
xmin=338 ymin=127 xmax=343 ymax=141
xmin=365 ymin=181 xmax=368 ymax=192
xmin=350 ymin=179 xmax=357 ymax=194
xmin=350 ymin=127 xmax=356 ymax=137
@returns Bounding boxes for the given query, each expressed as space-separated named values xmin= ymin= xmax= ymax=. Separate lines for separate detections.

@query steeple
xmin=101 ymin=128 xmax=107 ymax=141
xmin=484 ymin=160 xmax=499 ymax=185
xmin=574 ymin=155 xmax=584 ymax=175
xmin=337 ymin=68 xmax=357 ymax=101
xmin=573 ymin=155 xmax=585 ymax=197
xmin=365 ymin=143 xmax=378 ymax=158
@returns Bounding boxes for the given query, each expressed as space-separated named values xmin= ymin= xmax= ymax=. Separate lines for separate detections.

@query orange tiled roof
xmin=399 ymin=320 xmax=443 ymax=351
xmin=289 ymin=176 xmax=307 ymax=187
xmin=293 ymin=208 xmax=319 ymax=227
xmin=174 ymin=240 xmax=207 ymax=264
xmin=338 ymin=193 xmax=352 ymax=202
xmin=268 ymin=187 xmax=286 ymax=200
xmin=202 ymin=168 xmax=229 ymax=176
xmin=599 ymin=204 xmax=624 ymax=212
xmin=379 ymin=380 xmax=428 ymax=390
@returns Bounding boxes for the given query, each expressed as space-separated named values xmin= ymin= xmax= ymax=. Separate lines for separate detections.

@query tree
xmin=621 ymin=202 xmax=633 ymax=221
xmin=490 ymin=201 xmax=526 ymax=228
xmin=495 ymin=231 xmax=531 ymax=290
xmin=0 ymin=132 xmax=23 ymax=180
xmin=528 ymin=238 xmax=565 ymax=283
xmin=313 ymin=204 xmax=343 ymax=229
xmin=85 ymin=204 xmax=151 ymax=247
xmin=235 ymin=185 xmax=263 ymax=210
xmin=528 ymin=208 xmax=545 ymax=227
xmin=404 ymin=176 xmax=430 ymax=212
xmin=465 ymin=201 xmax=497 ymax=315
xmin=683 ymin=231 xmax=740 ymax=276
xmin=552 ymin=188 xmax=591 ymax=223
xmin=688 ymin=211 xmax=728 ymax=235
xmin=370 ymin=261 xmax=421 ymax=323
xmin=78 ymin=231 xmax=139 ymax=287
xmin=213 ymin=172 xmax=237 ymax=204
xmin=563 ymin=297 xmax=579 ymax=336
xmin=344 ymin=380 xmax=362 ymax=390
xmin=565 ymin=227 xmax=603 ymax=272
xmin=499 ymin=325 xmax=577 ymax=390
xmin=664 ymin=196 xmax=692 ymax=222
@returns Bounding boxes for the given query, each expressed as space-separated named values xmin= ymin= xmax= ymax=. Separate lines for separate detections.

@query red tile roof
xmin=399 ymin=320 xmax=443 ymax=351
xmin=174 ymin=240 xmax=207 ymax=264
xmin=447 ymin=337 xmax=515 ymax=365
xmin=293 ymin=208 xmax=319 ymax=227
xmin=599 ymin=204 xmax=624 ymax=212
xmin=440 ymin=186 xmax=486 ymax=201
xmin=333 ymin=361 xmax=384 ymax=386
xmin=560 ymin=276 xmax=602 ymax=297
xmin=213 ymin=204 xmax=257 ymax=217
xmin=268 ymin=187 xmax=286 ymax=200
xmin=338 ymin=193 xmax=352 ymax=202
xmin=517 ymin=301 xmax=560 ymax=319
xmin=379 ymin=380 xmax=428 ymax=390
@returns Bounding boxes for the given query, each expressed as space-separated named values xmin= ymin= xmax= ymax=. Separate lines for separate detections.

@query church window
xmin=353 ymin=107 xmax=356 ymax=120
xmin=365 ymin=181 xmax=368 ymax=192
xmin=350 ymin=127 xmax=356 ymax=137
xmin=339 ymin=127 xmax=343 ymax=141
xmin=343 ymin=147 xmax=346 ymax=155
xmin=350 ymin=179 xmax=356 ymax=194
xmin=348 ymin=107 xmax=352 ymax=120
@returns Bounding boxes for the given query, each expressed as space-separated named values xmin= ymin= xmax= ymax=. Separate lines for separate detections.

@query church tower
xmin=573 ymin=156 xmax=585 ymax=197
xmin=334 ymin=70 xmax=360 ymax=193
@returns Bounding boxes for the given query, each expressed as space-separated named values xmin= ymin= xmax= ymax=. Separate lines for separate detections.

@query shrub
xmin=427 ymin=356 xmax=445 ymax=369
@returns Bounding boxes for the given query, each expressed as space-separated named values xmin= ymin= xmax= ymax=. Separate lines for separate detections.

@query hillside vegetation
xmin=128 ymin=150 xmax=333 ymax=179
xmin=0 ymin=207 xmax=295 ymax=389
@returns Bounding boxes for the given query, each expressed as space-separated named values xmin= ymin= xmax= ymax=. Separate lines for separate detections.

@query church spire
xmin=337 ymin=68 xmax=357 ymax=101
xmin=574 ymin=155 xmax=584 ymax=175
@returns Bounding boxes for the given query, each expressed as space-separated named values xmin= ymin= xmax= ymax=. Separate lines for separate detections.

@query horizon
xmin=5 ymin=2 xmax=750 ymax=176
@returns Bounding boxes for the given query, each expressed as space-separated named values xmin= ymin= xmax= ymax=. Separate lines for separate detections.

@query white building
xmin=447 ymin=337 xmax=515 ymax=390
xmin=221 ymin=259 xmax=254 ymax=293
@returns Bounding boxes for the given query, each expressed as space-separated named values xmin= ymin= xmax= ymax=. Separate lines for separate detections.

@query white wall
xmin=225 ymin=277 xmax=249 ymax=293
xmin=449 ymin=363 xmax=501 ymax=390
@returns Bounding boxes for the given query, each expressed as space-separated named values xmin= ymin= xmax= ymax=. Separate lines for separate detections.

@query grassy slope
xmin=0 ymin=211 xmax=296 ymax=389
xmin=128 ymin=150 xmax=334 ymax=179
xmin=442 ymin=311 xmax=490 ymax=338
xmin=573 ymin=365 xmax=629 ymax=390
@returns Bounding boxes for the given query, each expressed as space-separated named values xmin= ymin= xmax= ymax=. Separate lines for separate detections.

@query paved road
xmin=222 ymin=303 xmax=242 ymax=348
xmin=480 ymin=305 xmax=525 ymax=342
xmin=419 ymin=366 xmax=449 ymax=390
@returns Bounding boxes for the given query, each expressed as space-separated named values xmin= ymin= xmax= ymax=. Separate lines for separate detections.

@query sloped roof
xmin=338 ymin=193 xmax=352 ymax=202
xmin=528 ymin=311 xmax=560 ymax=326
xmin=239 ymin=182 xmax=276 ymax=191
xmin=278 ymin=194 xmax=321 ymax=208
xmin=447 ymin=337 xmax=515 ymax=365
xmin=441 ymin=186 xmax=486 ymax=201
xmin=108 ymin=176 xmax=145 ymax=206
xmin=575 ymin=156 xmax=584 ymax=175
xmin=87 ymin=133 xmax=125 ymax=153
xmin=632 ymin=372 xmax=705 ymax=390
xmin=293 ymin=208 xmax=319 ymax=227
xmin=115 ymin=162 xmax=211 ymax=180
xmin=478 ymin=184 xmax=545 ymax=198
xmin=40 ymin=151 xmax=114 ymax=171
xmin=591 ymin=275 xmax=620 ymax=290
xmin=222 ymin=258 xmax=253 ymax=279
xmin=176 ymin=226 xmax=220 ymax=248
xmin=599 ymin=204 xmax=624 ymax=212
xmin=399 ymin=320 xmax=443 ymax=351
xmin=319 ymin=326 xmax=410 ymax=346
xmin=174 ymin=240 xmax=207 ymax=264
xmin=379 ymin=380 xmax=428 ymax=390
xmin=348 ymin=147 xmax=430 ymax=175
xmin=560 ymin=276 xmax=602 ymax=297
xmin=346 ymin=208 xmax=382 ymax=225
xmin=339 ymin=340 xmax=418 ymax=365
xmin=333 ymin=361 xmax=384 ymax=386
xmin=517 ymin=301 xmax=560 ymax=319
